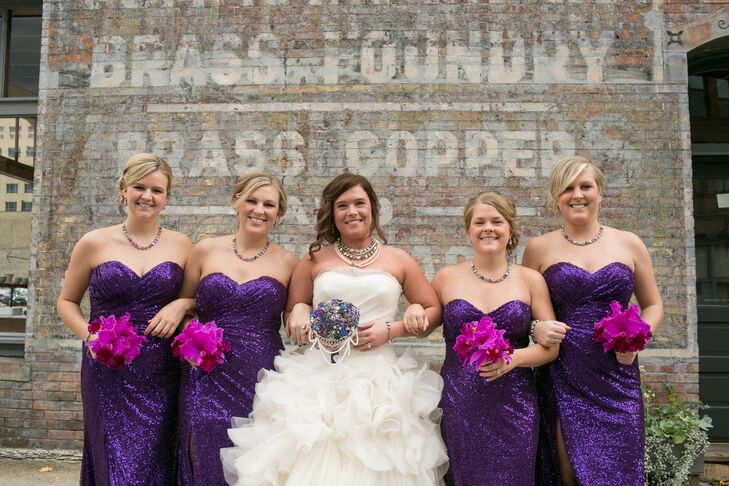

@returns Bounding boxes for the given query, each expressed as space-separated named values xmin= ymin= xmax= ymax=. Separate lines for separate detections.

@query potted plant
xmin=643 ymin=382 xmax=713 ymax=486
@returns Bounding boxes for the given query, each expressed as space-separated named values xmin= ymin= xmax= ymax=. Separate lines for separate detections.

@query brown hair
xmin=230 ymin=172 xmax=287 ymax=217
xmin=117 ymin=153 xmax=173 ymax=203
xmin=309 ymin=173 xmax=387 ymax=257
xmin=548 ymin=156 xmax=605 ymax=209
xmin=463 ymin=191 xmax=521 ymax=256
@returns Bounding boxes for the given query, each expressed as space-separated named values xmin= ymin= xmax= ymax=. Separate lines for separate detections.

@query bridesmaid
xmin=523 ymin=156 xmax=663 ymax=485
xmin=57 ymin=153 xmax=192 ymax=485
xmin=176 ymin=173 xmax=298 ymax=486
xmin=433 ymin=191 xmax=559 ymax=486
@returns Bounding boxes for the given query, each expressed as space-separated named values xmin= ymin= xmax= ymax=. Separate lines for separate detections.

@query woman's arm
xmin=284 ymin=258 xmax=315 ymax=346
xmin=522 ymin=236 xmax=570 ymax=347
xmin=145 ymin=238 xmax=198 ymax=337
xmin=480 ymin=269 xmax=560 ymax=381
xmin=56 ymin=235 xmax=96 ymax=340
xmin=614 ymin=232 xmax=664 ymax=365
xmin=397 ymin=250 xmax=442 ymax=337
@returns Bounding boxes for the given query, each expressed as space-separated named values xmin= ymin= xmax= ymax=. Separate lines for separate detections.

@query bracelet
xmin=83 ymin=332 xmax=90 ymax=343
xmin=386 ymin=321 xmax=393 ymax=344
xmin=529 ymin=319 xmax=541 ymax=342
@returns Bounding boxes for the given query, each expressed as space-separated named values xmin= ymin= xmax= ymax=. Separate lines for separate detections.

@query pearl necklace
xmin=471 ymin=261 xmax=511 ymax=284
xmin=122 ymin=223 xmax=162 ymax=251
xmin=561 ymin=225 xmax=604 ymax=246
xmin=233 ymin=238 xmax=269 ymax=262
xmin=335 ymin=239 xmax=381 ymax=268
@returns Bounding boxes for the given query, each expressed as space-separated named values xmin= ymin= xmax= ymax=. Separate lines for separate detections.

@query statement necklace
xmin=122 ymin=223 xmax=162 ymax=251
xmin=335 ymin=238 xmax=381 ymax=268
xmin=561 ymin=225 xmax=604 ymax=246
xmin=233 ymin=238 xmax=270 ymax=262
xmin=471 ymin=261 xmax=511 ymax=284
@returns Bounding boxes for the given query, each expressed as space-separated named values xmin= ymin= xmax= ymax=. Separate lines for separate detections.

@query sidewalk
xmin=0 ymin=458 xmax=80 ymax=486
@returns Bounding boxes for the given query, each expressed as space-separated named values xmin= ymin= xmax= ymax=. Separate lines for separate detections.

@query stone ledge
xmin=0 ymin=358 xmax=30 ymax=382
xmin=0 ymin=448 xmax=81 ymax=463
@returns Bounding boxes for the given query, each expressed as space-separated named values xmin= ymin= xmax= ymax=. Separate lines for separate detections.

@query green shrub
xmin=643 ymin=383 xmax=712 ymax=486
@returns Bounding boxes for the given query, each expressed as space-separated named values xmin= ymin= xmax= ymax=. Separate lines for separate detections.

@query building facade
xmin=0 ymin=0 xmax=727 ymax=451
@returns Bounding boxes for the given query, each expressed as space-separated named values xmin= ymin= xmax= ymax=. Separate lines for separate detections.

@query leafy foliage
xmin=643 ymin=383 xmax=712 ymax=486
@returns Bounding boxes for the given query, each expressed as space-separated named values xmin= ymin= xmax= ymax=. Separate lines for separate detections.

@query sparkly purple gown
xmin=537 ymin=262 xmax=643 ymax=485
xmin=177 ymin=274 xmax=285 ymax=486
xmin=440 ymin=299 xmax=538 ymax=486
xmin=81 ymin=261 xmax=183 ymax=486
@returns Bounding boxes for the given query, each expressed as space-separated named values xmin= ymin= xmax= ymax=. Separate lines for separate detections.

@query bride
xmin=221 ymin=173 xmax=448 ymax=486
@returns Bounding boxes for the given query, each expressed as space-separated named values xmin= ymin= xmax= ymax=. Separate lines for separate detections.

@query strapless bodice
xmin=195 ymin=273 xmax=286 ymax=337
xmin=542 ymin=262 xmax=634 ymax=325
xmin=88 ymin=260 xmax=183 ymax=328
xmin=313 ymin=267 xmax=402 ymax=323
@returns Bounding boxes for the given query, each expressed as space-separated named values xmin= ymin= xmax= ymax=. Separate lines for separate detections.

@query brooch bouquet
xmin=593 ymin=301 xmax=653 ymax=353
xmin=309 ymin=299 xmax=360 ymax=364
xmin=171 ymin=319 xmax=231 ymax=372
xmin=86 ymin=313 xmax=147 ymax=370
xmin=453 ymin=315 xmax=513 ymax=371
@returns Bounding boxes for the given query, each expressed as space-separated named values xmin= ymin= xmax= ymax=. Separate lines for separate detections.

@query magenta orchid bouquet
xmin=453 ymin=315 xmax=513 ymax=371
xmin=593 ymin=301 xmax=653 ymax=353
xmin=171 ymin=319 xmax=231 ymax=372
xmin=86 ymin=313 xmax=147 ymax=370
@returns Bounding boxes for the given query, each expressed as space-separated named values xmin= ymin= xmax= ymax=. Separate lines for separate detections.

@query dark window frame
xmin=5 ymin=201 xmax=16 ymax=211
xmin=0 ymin=1 xmax=41 ymax=358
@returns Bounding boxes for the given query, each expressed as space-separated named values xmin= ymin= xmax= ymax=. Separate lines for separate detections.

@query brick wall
xmin=1 ymin=0 xmax=726 ymax=450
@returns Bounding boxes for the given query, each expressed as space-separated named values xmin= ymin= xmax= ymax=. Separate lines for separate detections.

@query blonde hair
xmin=463 ymin=191 xmax=521 ymax=255
xmin=548 ymin=156 xmax=605 ymax=209
xmin=117 ymin=153 xmax=173 ymax=203
xmin=230 ymin=172 xmax=287 ymax=217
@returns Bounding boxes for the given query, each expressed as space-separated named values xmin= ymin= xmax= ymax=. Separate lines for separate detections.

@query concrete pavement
xmin=0 ymin=459 xmax=79 ymax=486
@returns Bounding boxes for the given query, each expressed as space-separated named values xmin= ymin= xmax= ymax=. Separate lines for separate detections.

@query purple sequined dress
xmin=440 ymin=299 xmax=537 ymax=486
xmin=177 ymin=274 xmax=285 ymax=486
xmin=81 ymin=261 xmax=183 ymax=486
xmin=537 ymin=262 xmax=643 ymax=485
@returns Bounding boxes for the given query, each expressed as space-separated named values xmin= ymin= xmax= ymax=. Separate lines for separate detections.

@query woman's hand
xmin=285 ymin=303 xmax=313 ymax=346
xmin=403 ymin=303 xmax=428 ymax=335
xmin=479 ymin=354 xmax=519 ymax=382
xmin=615 ymin=351 xmax=638 ymax=365
xmin=145 ymin=298 xmax=193 ymax=338
xmin=353 ymin=321 xmax=388 ymax=352
xmin=532 ymin=319 xmax=570 ymax=347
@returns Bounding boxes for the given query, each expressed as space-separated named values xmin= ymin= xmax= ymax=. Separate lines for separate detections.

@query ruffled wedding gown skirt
xmin=221 ymin=267 xmax=448 ymax=486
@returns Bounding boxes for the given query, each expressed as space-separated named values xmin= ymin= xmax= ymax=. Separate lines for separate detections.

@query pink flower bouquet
xmin=453 ymin=315 xmax=513 ymax=371
xmin=593 ymin=301 xmax=653 ymax=353
xmin=86 ymin=313 xmax=147 ymax=370
xmin=171 ymin=319 xmax=231 ymax=372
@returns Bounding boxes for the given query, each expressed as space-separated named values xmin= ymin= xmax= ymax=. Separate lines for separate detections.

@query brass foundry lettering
xmin=90 ymin=30 xmax=620 ymax=88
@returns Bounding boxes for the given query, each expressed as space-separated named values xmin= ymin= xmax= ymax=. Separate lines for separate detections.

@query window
xmin=6 ymin=183 xmax=17 ymax=193
xmin=0 ymin=2 xmax=41 ymax=357
xmin=688 ymin=74 xmax=729 ymax=121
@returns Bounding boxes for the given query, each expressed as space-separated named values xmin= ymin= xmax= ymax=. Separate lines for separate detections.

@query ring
xmin=301 ymin=325 xmax=306 ymax=330
xmin=496 ymin=369 xmax=501 ymax=375
xmin=368 ymin=343 xmax=372 ymax=349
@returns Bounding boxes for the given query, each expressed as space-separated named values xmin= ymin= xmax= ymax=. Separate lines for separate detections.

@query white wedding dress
xmin=221 ymin=266 xmax=448 ymax=486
